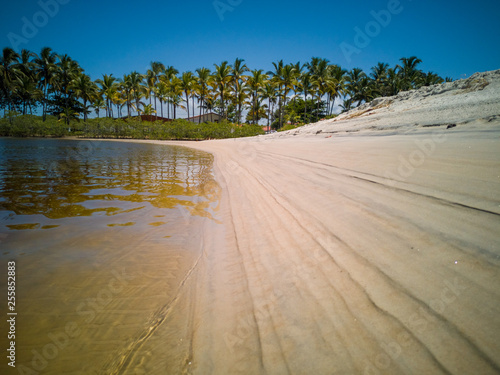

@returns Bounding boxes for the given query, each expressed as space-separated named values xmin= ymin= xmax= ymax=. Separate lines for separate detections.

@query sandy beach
xmin=98 ymin=70 xmax=500 ymax=374
xmin=3 ymin=70 xmax=499 ymax=375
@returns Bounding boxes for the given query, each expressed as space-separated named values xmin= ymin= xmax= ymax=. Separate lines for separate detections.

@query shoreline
xmin=83 ymin=122 xmax=500 ymax=374
xmin=3 ymin=67 xmax=500 ymax=373
xmin=113 ymin=70 xmax=500 ymax=373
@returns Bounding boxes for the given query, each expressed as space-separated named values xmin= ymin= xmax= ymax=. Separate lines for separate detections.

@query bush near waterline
xmin=0 ymin=116 xmax=265 ymax=140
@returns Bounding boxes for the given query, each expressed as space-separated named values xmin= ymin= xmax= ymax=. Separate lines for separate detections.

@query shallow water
xmin=0 ymin=138 xmax=219 ymax=374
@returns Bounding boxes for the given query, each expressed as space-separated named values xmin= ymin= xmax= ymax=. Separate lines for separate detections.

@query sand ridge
xmin=22 ymin=69 xmax=499 ymax=374
xmin=117 ymin=70 xmax=500 ymax=374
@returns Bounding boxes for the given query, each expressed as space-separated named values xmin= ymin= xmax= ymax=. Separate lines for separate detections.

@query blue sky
xmin=1 ymin=0 xmax=499 ymax=84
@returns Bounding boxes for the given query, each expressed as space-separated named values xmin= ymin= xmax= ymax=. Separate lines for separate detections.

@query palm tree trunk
xmin=185 ymin=91 xmax=190 ymax=119
xmin=127 ymin=93 xmax=131 ymax=117
xmin=251 ymin=94 xmax=254 ymax=125
xmin=42 ymin=82 xmax=48 ymax=121
xmin=304 ymin=91 xmax=307 ymax=119
xmin=267 ymin=100 xmax=270 ymax=132
xmin=83 ymin=98 xmax=87 ymax=121
xmin=192 ymin=96 xmax=195 ymax=121
xmin=220 ymin=85 xmax=227 ymax=121
xmin=154 ymin=95 xmax=157 ymax=121
xmin=199 ymin=98 xmax=202 ymax=124
xmin=316 ymin=95 xmax=320 ymax=121
xmin=278 ymin=91 xmax=283 ymax=128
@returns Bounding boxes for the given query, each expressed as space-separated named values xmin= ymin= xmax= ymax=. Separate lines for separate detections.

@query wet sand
xmin=0 ymin=141 xmax=220 ymax=374
xmin=2 ymin=70 xmax=500 ymax=374
xmin=123 ymin=72 xmax=500 ymax=374
xmin=159 ymin=127 xmax=499 ymax=375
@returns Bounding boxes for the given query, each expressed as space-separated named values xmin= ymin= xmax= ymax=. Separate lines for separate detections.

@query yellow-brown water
xmin=0 ymin=138 xmax=220 ymax=374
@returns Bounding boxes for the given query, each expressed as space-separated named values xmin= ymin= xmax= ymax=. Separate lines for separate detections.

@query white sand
xmin=105 ymin=69 xmax=500 ymax=374
xmin=9 ymin=70 xmax=499 ymax=374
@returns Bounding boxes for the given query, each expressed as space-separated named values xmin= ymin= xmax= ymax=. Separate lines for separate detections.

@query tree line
xmin=0 ymin=46 xmax=451 ymax=130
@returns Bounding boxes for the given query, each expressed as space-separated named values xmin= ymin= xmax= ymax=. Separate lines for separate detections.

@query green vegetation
xmin=0 ymin=46 xmax=451 ymax=138
xmin=0 ymin=115 xmax=264 ymax=140
xmin=272 ymin=98 xmax=328 ymax=130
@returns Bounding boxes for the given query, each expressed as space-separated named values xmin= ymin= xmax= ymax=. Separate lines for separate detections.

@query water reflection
xmin=0 ymin=139 xmax=220 ymax=229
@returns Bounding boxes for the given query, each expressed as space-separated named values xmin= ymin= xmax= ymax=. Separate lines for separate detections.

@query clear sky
xmin=1 ymin=0 xmax=499 ymax=83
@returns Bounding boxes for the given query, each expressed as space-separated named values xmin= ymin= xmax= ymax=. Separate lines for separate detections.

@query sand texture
xmin=4 ymin=70 xmax=499 ymax=375
xmin=114 ymin=70 xmax=500 ymax=374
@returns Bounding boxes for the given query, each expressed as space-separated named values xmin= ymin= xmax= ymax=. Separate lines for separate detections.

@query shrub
xmin=0 ymin=115 xmax=265 ymax=140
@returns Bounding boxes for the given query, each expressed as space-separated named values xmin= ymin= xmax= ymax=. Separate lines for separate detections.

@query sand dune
xmin=104 ymin=70 xmax=500 ymax=374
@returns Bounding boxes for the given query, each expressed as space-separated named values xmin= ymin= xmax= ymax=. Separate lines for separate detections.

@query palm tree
xmin=0 ymin=47 xmax=21 ymax=114
xmin=127 ymin=71 xmax=144 ymax=116
xmin=397 ymin=56 xmax=423 ymax=90
xmin=33 ymin=47 xmax=58 ymax=121
xmin=144 ymin=69 xmax=155 ymax=107
xmin=12 ymin=49 xmax=40 ymax=115
xmin=70 ymin=72 xmax=97 ymax=121
xmin=345 ymin=68 xmax=367 ymax=107
xmin=231 ymin=58 xmax=249 ymax=123
xmin=155 ymin=80 xmax=169 ymax=118
xmin=245 ymin=98 xmax=267 ymax=124
xmin=357 ymin=76 xmax=376 ymax=104
xmin=268 ymin=60 xmax=286 ymax=128
xmin=246 ymin=69 xmax=267 ymax=124
xmin=299 ymin=72 xmax=313 ymax=120
xmin=340 ymin=98 xmax=354 ymax=113
xmin=279 ymin=64 xmax=297 ymax=123
xmin=55 ymin=54 xmax=81 ymax=89
xmin=119 ymin=73 xmax=133 ymax=117
xmin=262 ymin=81 xmax=277 ymax=131
xmin=96 ymin=74 xmax=118 ymax=118
xmin=52 ymin=54 xmax=83 ymax=124
xmin=370 ymin=62 xmax=389 ymax=97
xmin=212 ymin=61 xmax=232 ymax=120
xmin=386 ymin=67 xmax=401 ymax=96
xmin=201 ymin=93 xmax=217 ymax=116
xmin=291 ymin=61 xmax=304 ymax=105
xmin=15 ymin=74 xmax=43 ymax=115
xmin=419 ymin=72 xmax=444 ymax=87
xmin=92 ymin=95 xmax=106 ymax=119
xmin=307 ymin=58 xmax=330 ymax=121
xmin=141 ymin=103 xmax=156 ymax=116
xmin=232 ymin=84 xmax=248 ymax=124
xmin=180 ymin=71 xmax=195 ymax=119
xmin=148 ymin=61 xmax=165 ymax=118
xmin=163 ymin=66 xmax=179 ymax=119
xmin=195 ymin=67 xmax=211 ymax=123
xmin=111 ymin=90 xmax=126 ymax=118
xmin=168 ymin=76 xmax=184 ymax=120
xmin=326 ymin=64 xmax=345 ymax=115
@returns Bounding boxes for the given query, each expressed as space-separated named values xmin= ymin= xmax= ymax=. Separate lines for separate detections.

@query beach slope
xmin=127 ymin=71 xmax=500 ymax=374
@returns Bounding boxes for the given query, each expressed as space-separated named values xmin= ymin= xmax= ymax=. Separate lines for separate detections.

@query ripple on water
xmin=0 ymin=138 xmax=220 ymax=373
